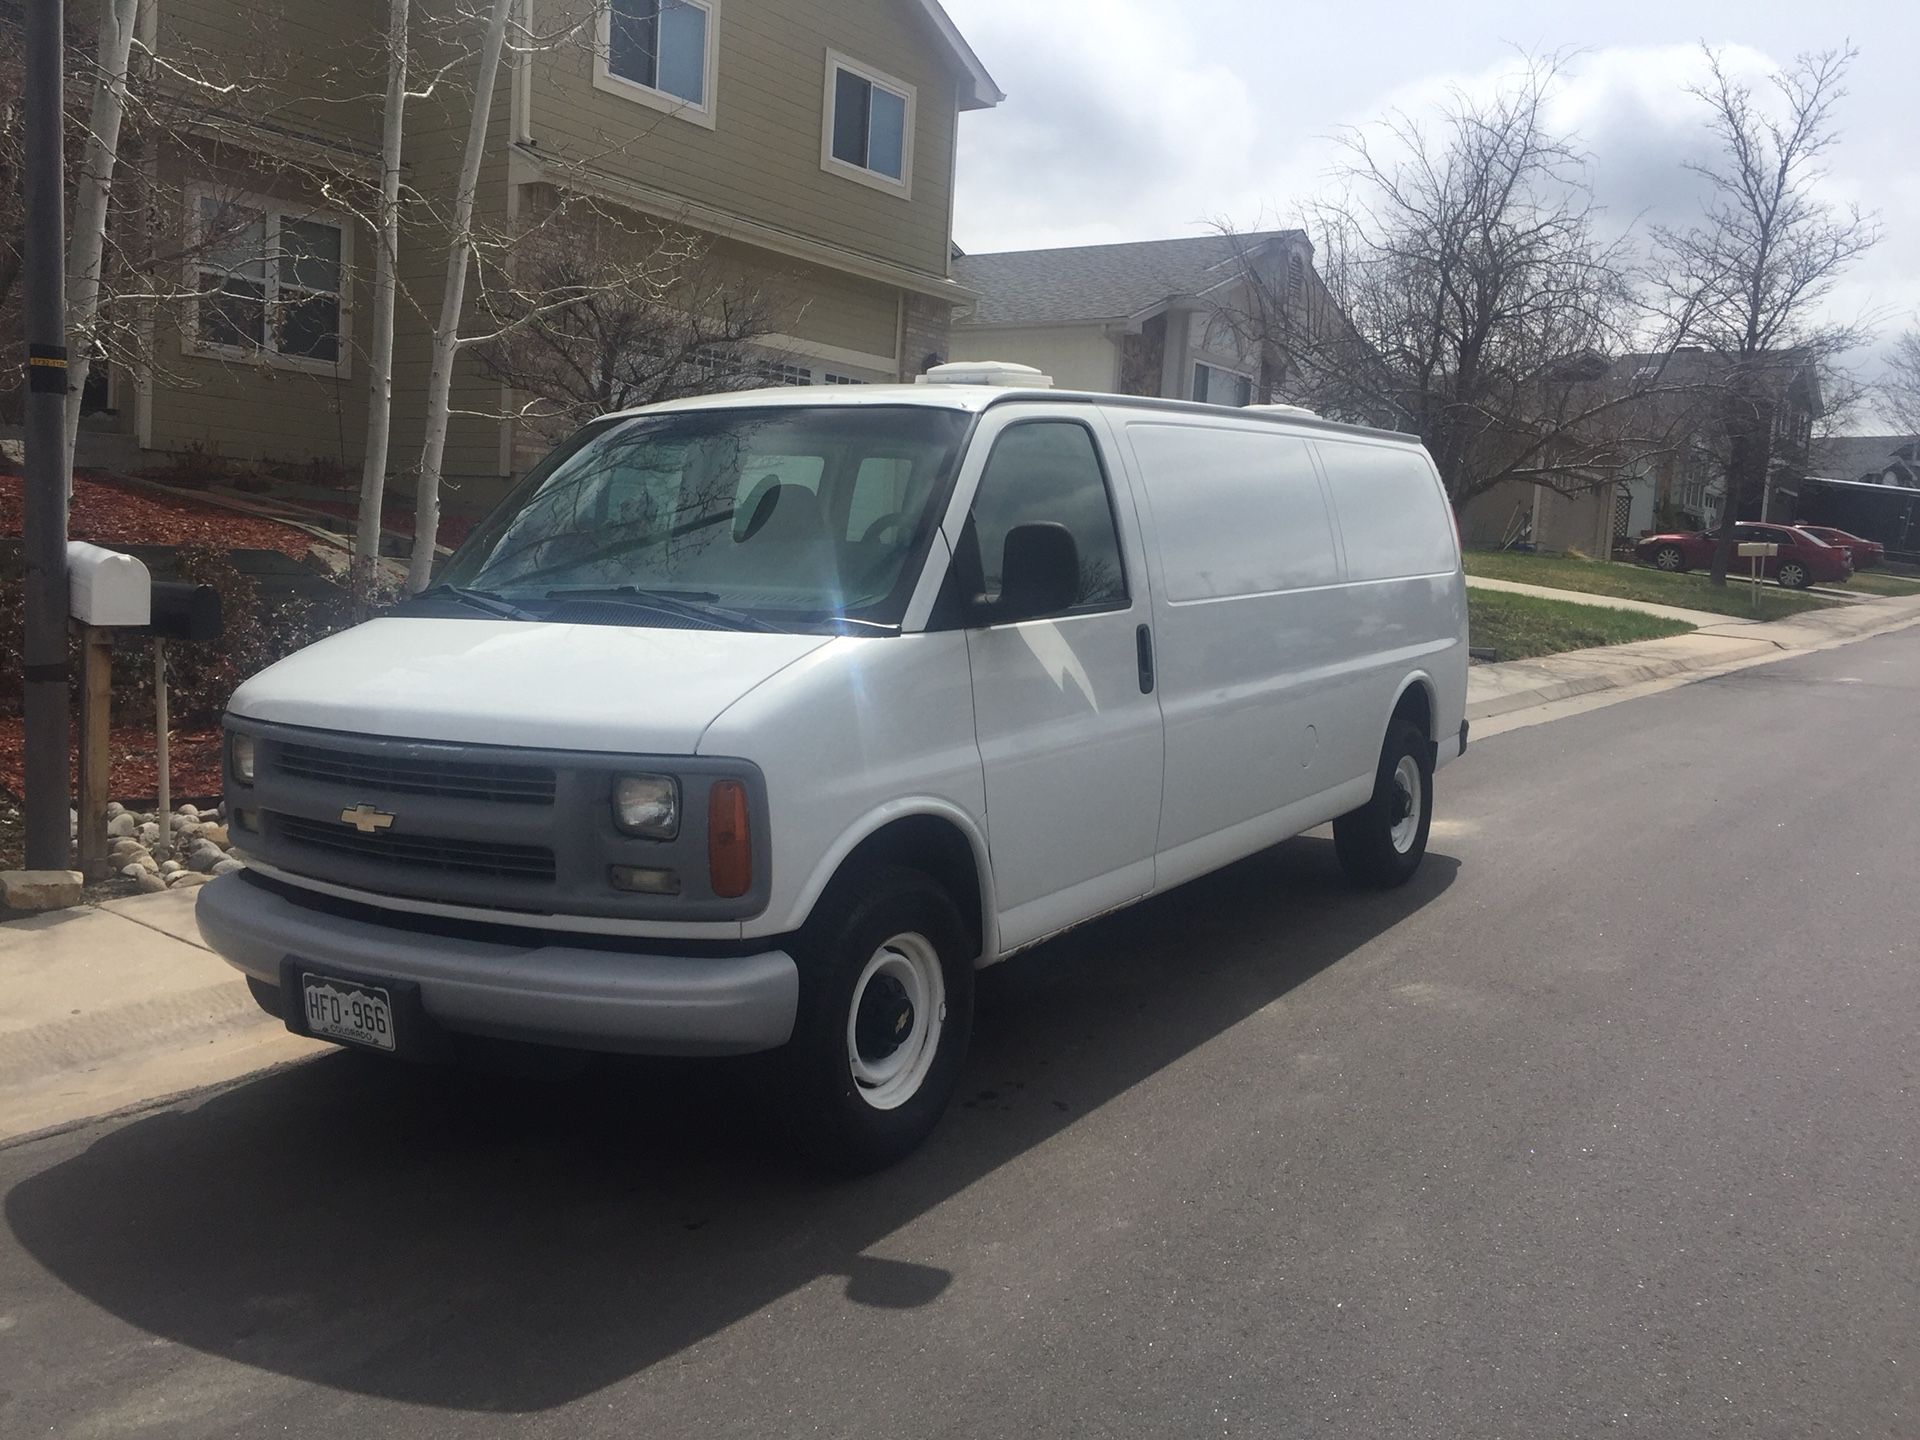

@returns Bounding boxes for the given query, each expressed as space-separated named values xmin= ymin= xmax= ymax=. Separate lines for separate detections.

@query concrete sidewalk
xmin=0 ymin=889 xmax=323 ymax=1144
xmin=1465 ymin=573 xmax=1752 ymax=628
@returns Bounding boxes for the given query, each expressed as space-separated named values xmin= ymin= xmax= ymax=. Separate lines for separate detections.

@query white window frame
xmin=820 ymin=49 xmax=915 ymax=199
xmin=183 ymin=185 xmax=354 ymax=377
xmin=594 ymin=0 xmax=719 ymax=130
xmin=1192 ymin=359 xmax=1253 ymax=408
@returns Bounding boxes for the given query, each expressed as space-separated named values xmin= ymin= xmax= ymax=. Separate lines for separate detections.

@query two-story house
xmin=66 ymin=0 xmax=999 ymax=513
xmin=947 ymin=231 xmax=1335 ymax=407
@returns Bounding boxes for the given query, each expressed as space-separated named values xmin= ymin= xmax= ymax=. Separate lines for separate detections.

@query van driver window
xmin=964 ymin=422 xmax=1127 ymax=611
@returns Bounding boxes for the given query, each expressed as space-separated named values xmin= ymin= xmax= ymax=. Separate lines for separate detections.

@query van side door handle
xmin=1136 ymin=623 xmax=1155 ymax=694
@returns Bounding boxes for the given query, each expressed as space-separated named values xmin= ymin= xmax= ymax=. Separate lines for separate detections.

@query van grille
xmin=274 ymin=813 xmax=557 ymax=883
xmin=275 ymin=741 xmax=556 ymax=806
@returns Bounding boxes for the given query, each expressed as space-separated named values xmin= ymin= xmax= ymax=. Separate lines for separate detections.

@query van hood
xmin=228 ymin=617 xmax=836 ymax=755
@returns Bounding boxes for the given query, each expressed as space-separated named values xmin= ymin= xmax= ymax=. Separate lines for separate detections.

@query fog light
xmin=612 ymin=774 xmax=679 ymax=838
xmin=610 ymin=865 xmax=682 ymax=896
xmin=232 ymin=733 xmax=256 ymax=784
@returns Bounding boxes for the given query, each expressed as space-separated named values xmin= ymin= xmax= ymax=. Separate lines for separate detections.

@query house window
xmin=692 ymin=347 xmax=812 ymax=388
xmin=597 ymin=0 xmax=716 ymax=125
xmin=191 ymin=194 xmax=347 ymax=370
xmin=823 ymin=372 xmax=867 ymax=386
xmin=1193 ymin=362 xmax=1253 ymax=408
xmin=822 ymin=51 xmax=914 ymax=195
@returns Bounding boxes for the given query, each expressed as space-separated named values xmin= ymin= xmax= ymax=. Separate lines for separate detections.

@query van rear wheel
xmin=780 ymin=866 xmax=974 ymax=1172
xmin=1334 ymin=719 xmax=1434 ymax=888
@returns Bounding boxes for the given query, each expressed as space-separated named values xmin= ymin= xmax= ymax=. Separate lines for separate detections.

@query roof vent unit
xmin=918 ymin=360 xmax=1053 ymax=388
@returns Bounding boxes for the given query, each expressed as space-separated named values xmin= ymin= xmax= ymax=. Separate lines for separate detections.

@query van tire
xmin=1334 ymin=719 xmax=1434 ymax=888
xmin=780 ymin=865 xmax=974 ymax=1173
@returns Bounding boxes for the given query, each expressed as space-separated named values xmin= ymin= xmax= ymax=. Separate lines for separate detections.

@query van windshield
xmin=432 ymin=405 xmax=972 ymax=632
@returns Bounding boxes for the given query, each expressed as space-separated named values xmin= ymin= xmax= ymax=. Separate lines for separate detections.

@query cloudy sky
xmin=942 ymin=0 xmax=1917 ymax=427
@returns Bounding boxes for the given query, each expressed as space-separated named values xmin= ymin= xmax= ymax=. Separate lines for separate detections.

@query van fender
xmin=1387 ymin=670 xmax=1441 ymax=746
xmin=786 ymin=797 xmax=1000 ymax=964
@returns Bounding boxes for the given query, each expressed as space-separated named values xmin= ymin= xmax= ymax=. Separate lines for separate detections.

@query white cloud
xmin=949 ymin=16 xmax=1918 ymax=428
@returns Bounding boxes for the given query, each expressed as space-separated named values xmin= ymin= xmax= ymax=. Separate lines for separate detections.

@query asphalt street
xmin=3 ymin=629 xmax=1916 ymax=1438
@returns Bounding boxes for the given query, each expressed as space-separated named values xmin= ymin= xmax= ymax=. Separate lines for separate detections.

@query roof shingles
xmin=953 ymin=231 xmax=1300 ymax=328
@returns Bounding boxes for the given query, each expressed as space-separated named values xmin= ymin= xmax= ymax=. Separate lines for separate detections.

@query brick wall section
xmin=900 ymin=295 xmax=952 ymax=380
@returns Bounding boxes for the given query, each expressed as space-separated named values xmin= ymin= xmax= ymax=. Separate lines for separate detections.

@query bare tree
xmin=351 ymin=0 xmax=410 ymax=612
xmin=407 ymin=0 xmax=513 ymax=594
xmin=1885 ymin=328 xmax=1920 ymax=440
xmin=469 ymin=204 xmax=800 ymax=442
xmin=1225 ymin=57 xmax=1663 ymax=512
xmin=61 ymin=0 xmax=142 ymax=470
xmin=1653 ymin=45 xmax=1877 ymax=584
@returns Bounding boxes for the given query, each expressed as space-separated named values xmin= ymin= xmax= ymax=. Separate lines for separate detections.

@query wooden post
xmin=75 ymin=625 xmax=114 ymax=881
xmin=153 ymin=637 xmax=170 ymax=861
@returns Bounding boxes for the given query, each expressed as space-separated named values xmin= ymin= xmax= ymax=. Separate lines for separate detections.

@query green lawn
xmin=1468 ymin=590 xmax=1694 ymax=661
xmin=1840 ymin=569 xmax=1920 ymax=597
xmin=1463 ymin=550 xmax=1836 ymax=621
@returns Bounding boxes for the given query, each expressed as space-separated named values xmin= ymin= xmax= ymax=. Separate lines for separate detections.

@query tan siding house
xmin=83 ymin=0 xmax=998 ymax=514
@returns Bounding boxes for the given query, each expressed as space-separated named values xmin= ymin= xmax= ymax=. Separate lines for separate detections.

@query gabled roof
xmin=953 ymin=231 xmax=1304 ymax=329
xmin=915 ymin=0 xmax=1003 ymax=110
xmin=1809 ymin=434 xmax=1920 ymax=482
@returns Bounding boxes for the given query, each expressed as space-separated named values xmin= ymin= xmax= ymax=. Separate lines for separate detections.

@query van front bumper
xmin=195 ymin=872 xmax=799 ymax=1057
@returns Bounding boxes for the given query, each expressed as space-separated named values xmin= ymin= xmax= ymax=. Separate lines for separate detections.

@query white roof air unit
xmin=918 ymin=360 xmax=1053 ymax=388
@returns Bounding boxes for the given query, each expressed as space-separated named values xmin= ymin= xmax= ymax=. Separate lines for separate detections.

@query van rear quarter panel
xmin=1313 ymin=436 xmax=1469 ymax=775
xmin=698 ymin=631 xmax=990 ymax=944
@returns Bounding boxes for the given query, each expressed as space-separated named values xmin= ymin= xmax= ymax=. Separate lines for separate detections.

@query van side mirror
xmin=982 ymin=522 xmax=1080 ymax=624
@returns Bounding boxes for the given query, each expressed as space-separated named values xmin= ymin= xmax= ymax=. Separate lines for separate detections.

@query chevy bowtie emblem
xmin=340 ymin=804 xmax=397 ymax=834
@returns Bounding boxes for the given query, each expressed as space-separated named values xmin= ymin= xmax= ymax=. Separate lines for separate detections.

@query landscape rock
xmin=188 ymin=844 xmax=224 ymax=874
xmin=106 ymin=802 xmax=126 ymax=819
xmin=135 ymin=869 xmax=169 ymax=893
xmin=1 ymin=870 xmax=85 ymax=912
xmin=159 ymin=860 xmax=184 ymax=876
xmin=178 ymin=804 xmax=200 ymax=818
xmin=167 ymin=870 xmax=211 ymax=889
xmin=211 ymin=857 xmax=246 ymax=875
xmin=136 ymin=822 xmax=162 ymax=846
xmin=199 ymin=824 xmax=230 ymax=849
xmin=107 ymin=813 xmax=137 ymax=838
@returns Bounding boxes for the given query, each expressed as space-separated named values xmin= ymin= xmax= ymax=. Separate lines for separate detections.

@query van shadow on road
xmin=7 ymin=837 xmax=1457 ymax=1414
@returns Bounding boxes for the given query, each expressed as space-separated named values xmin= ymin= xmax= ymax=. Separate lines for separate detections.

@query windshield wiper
xmin=415 ymin=584 xmax=542 ymax=622
xmin=544 ymin=585 xmax=778 ymax=633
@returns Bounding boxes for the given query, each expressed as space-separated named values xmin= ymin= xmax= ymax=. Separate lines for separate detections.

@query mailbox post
xmin=65 ymin=543 xmax=223 ymax=878
xmin=1736 ymin=540 xmax=1778 ymax=615
xmin=68 ymin=544 xmax=150 ymax=879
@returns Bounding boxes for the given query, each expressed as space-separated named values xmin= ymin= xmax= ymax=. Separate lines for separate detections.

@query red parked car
xmin=1634 ymin=522 xmax=1851 ymax=589
xmin=1794 ymin=524 xmax=1885 ymax=569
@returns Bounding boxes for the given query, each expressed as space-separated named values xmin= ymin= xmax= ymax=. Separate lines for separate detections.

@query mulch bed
xmin=281 ymin=496 xmax=477 ymax=548
xmin=0 ymin=717 xmax=224 ymax=808
xmin=0 ymin=472 xmax=315 ymax=561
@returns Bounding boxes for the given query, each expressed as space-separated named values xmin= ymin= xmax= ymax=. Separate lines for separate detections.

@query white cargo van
xmin=198 ymin=364 xmax=1468 ymax=1167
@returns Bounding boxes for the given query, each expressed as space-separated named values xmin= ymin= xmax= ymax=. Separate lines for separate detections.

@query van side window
xmin=962 ymin=421 xmax=1128 ymax=612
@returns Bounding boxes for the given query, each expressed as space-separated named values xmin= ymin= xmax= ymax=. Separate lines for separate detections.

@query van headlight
xmin=232 ymin=733 xmax=257 ymax=785
xmin=612 ymin=774 xmax=680 ymax=839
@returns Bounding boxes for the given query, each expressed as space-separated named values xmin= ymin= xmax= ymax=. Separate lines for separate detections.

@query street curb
xmin=1467 ymin=595 xmax=1920 ymax=722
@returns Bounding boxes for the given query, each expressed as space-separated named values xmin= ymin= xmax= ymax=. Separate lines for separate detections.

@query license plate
xmin=301 ymin=973 xmax=397 ymax=1051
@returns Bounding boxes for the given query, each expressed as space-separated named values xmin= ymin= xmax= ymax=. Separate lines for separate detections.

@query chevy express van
xmin=198 ymin=362 xmax=1468 ymax=1167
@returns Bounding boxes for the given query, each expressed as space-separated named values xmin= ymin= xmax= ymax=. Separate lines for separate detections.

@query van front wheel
xmin=781 ymin=866 xmax=974 ymax=1172
xmin=1334 ymin=720 xmax=1434 ymax=888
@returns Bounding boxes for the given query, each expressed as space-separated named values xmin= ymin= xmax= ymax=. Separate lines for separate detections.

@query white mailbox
xmin=1737 ymin=541 xmax=1779 ymax=559
xmin=67 ymin=541 xmax=151 ymax=627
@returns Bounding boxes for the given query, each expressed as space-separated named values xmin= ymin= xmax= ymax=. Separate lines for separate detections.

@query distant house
xmin=948 ymin=231 xmax=1333 ymax=405
xmin=1807 ymin=437 xmax=1920 ymax=488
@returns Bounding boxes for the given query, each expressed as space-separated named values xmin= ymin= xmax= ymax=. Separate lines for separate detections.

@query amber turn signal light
xmin=708 ymin=780 xmax=752 ymax=899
